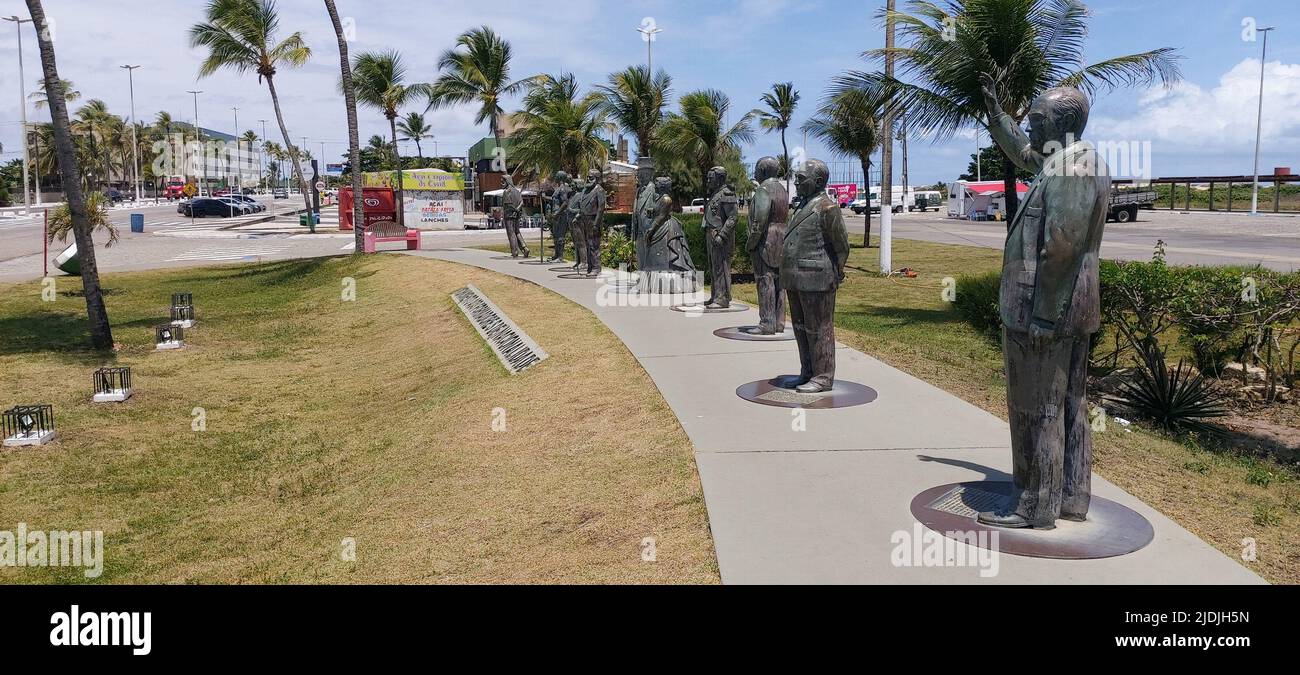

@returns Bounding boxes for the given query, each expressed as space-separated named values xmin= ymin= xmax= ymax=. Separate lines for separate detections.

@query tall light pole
xmin=879 ymin=0 xmax=895 ymax=269
xmin=636 ymin=21 xmax=661 ymax=73
xmin=121 ymin=65 xmax=142 ymax=201
xmin=5 ymin=15 xmax=33 ymax=214
xmin=259 ymin=119 xmax=268 ymax=191
xmin=187 ymin=89 xmax=204 ymax=196
xmin=1250 ymin=26 xmax=1275 ymax=216
xmin=231 ymin=106 xmax=240 ymax=193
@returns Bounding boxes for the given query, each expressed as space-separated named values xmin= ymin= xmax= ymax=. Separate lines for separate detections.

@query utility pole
xmin=1250 ymin=26 xmax=1275 ymax=216
xmin=259 ymin=119 xmax=268 ymax=191
xmin=879 ymin=0 xmax=895 ymax=269
xmin=187 ymin=90 xmax=204 ymax=196
xmin=898 ymin=116 xmax=909 ymax=213
xmin=231 ymin=106 xmax=239 ymax=194
xmin=121 ymin=65 xmax=142 ymax=201
xmin=5 ymin=15 xmax=33 ymax=214
xmin=636 ymin=20 xmax=662 ymax=74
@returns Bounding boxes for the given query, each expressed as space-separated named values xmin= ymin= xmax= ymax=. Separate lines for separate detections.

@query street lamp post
xmin=5 ymin=15 xmax=33 ymax=214
xmin=1250 ymin=26 xmax=1275 ymax=216
xmin=231 ymin=107 xmax=240 ymax=194
xmin=258 ymin=119 xmax=268 ymax=191
xmin=187 ymin=90 xmax=204 ymax=196
xmin=121 ymin=65 xmax=142 ymax=202
xmin=636 ymin=21 xmax=662 ymax=73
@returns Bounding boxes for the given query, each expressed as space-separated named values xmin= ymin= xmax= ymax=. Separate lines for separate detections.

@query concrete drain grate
xmin=452 ymin=284 xmax=549 ymax=374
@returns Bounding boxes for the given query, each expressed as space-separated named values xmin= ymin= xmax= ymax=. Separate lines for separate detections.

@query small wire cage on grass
xmin=3 ymin=404 xmax=57 ymax=446
xmin=93 ymin=366 xmax=133 ymax=402
xmin=171 ymin=292 xmax=195 ymax=327
xmin=155 ymin=323 xmax=185 ymax=350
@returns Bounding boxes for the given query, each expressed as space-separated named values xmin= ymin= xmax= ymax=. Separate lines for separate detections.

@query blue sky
xmin=0 ymin=0 xmax=1297 ymax=187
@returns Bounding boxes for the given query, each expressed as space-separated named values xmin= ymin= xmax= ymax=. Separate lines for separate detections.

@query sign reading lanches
xmin=451 ymin=285 xmax=548 ymax=374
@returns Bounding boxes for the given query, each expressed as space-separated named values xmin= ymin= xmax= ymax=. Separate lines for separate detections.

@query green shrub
xmin=1246 ymin=465 xmax=1275 ymax=488
xmin=1108 ymin=344 xmax=1229 ymax=435
xmin=600 ymin=230 xmax=637 ymax=270
xmin=952 ymin=272 xmax=1002 ymax=340
xmin=1253 ymin=504 xmax=1281 ymax=527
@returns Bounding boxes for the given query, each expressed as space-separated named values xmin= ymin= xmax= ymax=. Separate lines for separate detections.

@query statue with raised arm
xmin=576 ymin=168 xmax=607 ymax=277
xmin=702 ymin=166 xmax=739 ymax=308
xmin=640 ymin=176 xmax=697 ymax=293
xmin=780 ymin=159 xmax=848 ymax=393
xmin=975 ymin=73 xmax=1111 ymax=530
xmin=548 ymin=171 xmax=574 ymax=262
xmin=501 ymin=174 xmax=529 ymax=258
xmin=745 ymin=156 xmax=790 ymax=335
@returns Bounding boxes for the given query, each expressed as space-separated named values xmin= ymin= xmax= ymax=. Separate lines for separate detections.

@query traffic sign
xmin=315 ymin=182 xmax=326 ymax=192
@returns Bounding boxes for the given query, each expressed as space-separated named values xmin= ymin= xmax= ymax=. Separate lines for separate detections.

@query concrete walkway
xmin=415 ymin=247 xmax=1263 ymax=584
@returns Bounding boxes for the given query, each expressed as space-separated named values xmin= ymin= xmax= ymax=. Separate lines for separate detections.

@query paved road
xmin=847 ymin=208 xmax=1300 ymax=271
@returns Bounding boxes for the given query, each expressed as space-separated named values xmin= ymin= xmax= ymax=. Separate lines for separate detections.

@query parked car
xmin=681 ymin=198 xmax=705 ymax=215
xmin=178 ymin=197 xmax=250 ymax=218
xmin=102 ymin=188 xmax=125 ymax=205
xmin=272 ymin=188 xmax=289 ymax=199
xmin=849 ymin=197 xmax=869 ymax=215
xmin=165 ymin=181 xmax=187 ymax=200
xmin=222 ymin=194 xmax=265 ymax=212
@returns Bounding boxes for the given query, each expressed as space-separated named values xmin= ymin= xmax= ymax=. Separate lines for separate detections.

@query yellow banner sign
xmin=362 ymin=170 xmax=465 ymax=192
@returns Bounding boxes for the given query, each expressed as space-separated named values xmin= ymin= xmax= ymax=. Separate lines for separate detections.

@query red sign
xmin=828 ymin=183 xmax=858 ymax=206
xmin=339 ymin=186 xmax=397 ymax=230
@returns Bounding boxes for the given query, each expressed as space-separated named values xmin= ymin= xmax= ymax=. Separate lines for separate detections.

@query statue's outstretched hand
xmin=979 ymin=72 xmax=999 ymax=111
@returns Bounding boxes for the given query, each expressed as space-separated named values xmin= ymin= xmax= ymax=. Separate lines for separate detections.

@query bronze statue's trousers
xmin=569 ymin=217 xmax=588 ymax=267
xmin=551 ymin=216 xmax=569 ymax=260
xmin=707 ymin=230 xmax=735 ymax=306
xmin=1002 ymin=328 xmax=1092 ymax=527
xmin=504 ymin=216 xmax=529 ymax=257
xmin=583 ymin=219 xmax=602 ymax=275
xmin=787 ymin=289 xmax=836 ymax=388
xmin=752 ymin=251 xmax=785 ymax=333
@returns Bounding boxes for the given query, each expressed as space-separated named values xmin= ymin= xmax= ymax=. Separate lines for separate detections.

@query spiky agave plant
xmin=1109 ymin=345 xmax=1228 ymax=435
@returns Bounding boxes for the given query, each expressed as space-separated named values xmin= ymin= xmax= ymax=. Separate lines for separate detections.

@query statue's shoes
xmin=741 ymin=327 xmax=767 ymax=335
xmin=795 ymin=381 xmax=831 ymax=394
xmin=705 ymin=302 xmax=730 ymax=309
xmin=1059 ymin=513 xmax=1087 ymax=522
xmin=977 ymin=510 xmax=1056 ymax=530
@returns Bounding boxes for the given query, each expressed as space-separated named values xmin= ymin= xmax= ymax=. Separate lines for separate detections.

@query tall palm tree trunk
xmin=1002 ymin=156 xmax=1019 ymax=230
xmin=27 ymin=0 xmax=112 ymax=348
xmin=780 ymin=129 xmax=789 ymax=174
xmin=862 ymin=158 xmax=873 ymax=248
xmin=324 ymin=0 xmax=364 ymax=252
xmin=265 ymin=75 xmax=313 ymax=213
xmin=389 ymin=116 xmax=405 ymax=228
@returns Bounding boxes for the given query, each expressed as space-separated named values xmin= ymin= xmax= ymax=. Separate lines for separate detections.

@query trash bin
xmin=130 ymin=213 xmax=144 ymax=233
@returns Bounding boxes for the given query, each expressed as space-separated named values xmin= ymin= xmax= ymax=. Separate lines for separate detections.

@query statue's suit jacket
xmin=633 ymin=183 xmax=657 ymax=240
xmin=781 ymin=193 xmax=849 ymax=293
xmin=999 ymin=141 xmax=1110 ymax=337
xmin=502 ymin=186 xmax=523 ymax=219
xmin=579 ymin=184 xmax=607 ymax=226
xmin=704 ymin=187 xmax=738 ymax=237
xmin=748 ymin=178 xmax=789 ymax=268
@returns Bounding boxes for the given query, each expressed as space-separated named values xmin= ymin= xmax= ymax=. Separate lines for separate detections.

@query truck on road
xmin=1108 ymin=189 xmax=1157 ymax=223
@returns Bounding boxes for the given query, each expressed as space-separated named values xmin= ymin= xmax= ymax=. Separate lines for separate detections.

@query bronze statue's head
xmin=707 ymin=166 xmax=727 ymax=193
xmin=587 ymin=168 xmax=603 ymax=185
xmin=637 ymin=157 xmax=655 ymax=186
xmin=794 ymin=159 xmax=828 ymax=199
xmin=553 ymin=170 xmax=570 ymax=185
xmin=654 ymin=176 xmax=672 ymax=195
xmin=1027 ymin=86 xmax=1090 ymax=154
xmin=502 ymin=174 xmax=515 ymax=188
xmin=754 ymin=156 xmax=780 ymax=183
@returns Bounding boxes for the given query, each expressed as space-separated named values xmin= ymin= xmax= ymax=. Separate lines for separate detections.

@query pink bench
xmin=362 ymin=225 xmax=421 ymax=253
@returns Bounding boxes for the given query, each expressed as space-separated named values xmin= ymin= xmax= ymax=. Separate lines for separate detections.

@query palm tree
xmin=30 ymin=77 xmax=78 ymax=108
xmin=190 ymin=0 xmax=314 ymax=213
xmin=803 ymin=89 xmax=884 ymax=248
xmin=657 ymin=89 xmax=756 ymax=198
xmin=25 ymin=0 xmax=113 ymax=348
xmin=836 ymin=0 xmax=1181 ymax=220
xmin=428 ymin=26 xmax=540 ymax=150
xmin=396 ymin=112 xmax=433 ymax=162
xmin=509 ymin=73 xmax=609 ymax=178
xmin=325 ymin=0 xmax=364 ymax=253
xmin=594 ymin=65 xmax=671 ymax=166
xmin=756 ymin=81 xmax=800 ymax=174
xmin=351 ymin=50 xmax=430 ymax=228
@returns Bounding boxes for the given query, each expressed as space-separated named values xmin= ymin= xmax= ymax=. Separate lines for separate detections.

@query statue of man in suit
xmin=548 ymin=171 xmax=574 ymax=262
xmin=977 ymin=73 xmax=1111 ymax=530
xmin=703 ymin=166 xmax=739 ymax=308
xmin=746 ymin=156 xmax=790 ymax=335
xmin=780 ymin=159 xmax=848 ymax=393
xmin=566 ymin=175 xmax=588 ymax=271
xmin=501 ymin=174 xmax=529 ymax=258
xmin=576 ymin=168 xmax=607 ymax=277
xmin=631 ymin=161 xmax=657 ymax=272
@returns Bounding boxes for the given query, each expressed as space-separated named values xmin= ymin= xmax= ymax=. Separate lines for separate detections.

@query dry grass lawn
xmin=0 ymin=255 xmax=718 ymax=584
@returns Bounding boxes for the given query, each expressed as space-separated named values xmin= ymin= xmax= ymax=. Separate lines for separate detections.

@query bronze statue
xmin=575 ymin=168 xmax=607 ymax=277
xmin=632 ymin=160 xmax=657 ymax=273
xmin=566 ymin=175 xmax=588 ymax=271
xmin=703 ymin=166 xmax=739 ymax=308
xmin=746 ymin=157 xmax=789 ymax=334
xmin=976 ymin=73 xmax=1110 ymax=530
xmin=640 ymin=176 xmax=697 ymax=293
xmin=548 ymin=171 xmax=574 ymax=262
xmin=501 ymin=174 xmax=528 ymax=258
xmin=780 ymin=159 xmax=848 ymax=394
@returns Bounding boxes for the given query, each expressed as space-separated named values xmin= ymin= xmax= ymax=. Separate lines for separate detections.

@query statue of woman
xmin=640 ymin=177 xmax=697 ymax=293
